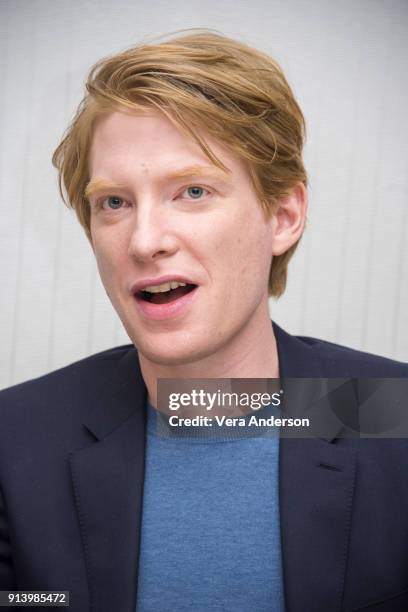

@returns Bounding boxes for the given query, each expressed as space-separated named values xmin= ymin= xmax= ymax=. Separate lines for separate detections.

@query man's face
xmin=88 ymin=110 xmax=275 ymax=366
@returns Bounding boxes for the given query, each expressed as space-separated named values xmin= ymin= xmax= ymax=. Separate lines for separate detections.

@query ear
xmin=269 ymin=183 xmax=307 ymax=256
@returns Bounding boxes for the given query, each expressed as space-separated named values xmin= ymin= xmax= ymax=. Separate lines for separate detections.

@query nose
xmin=127 ymin=199 xmax=178 ymax=263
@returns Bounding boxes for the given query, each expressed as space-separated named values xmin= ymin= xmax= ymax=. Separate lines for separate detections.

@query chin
xmin=135 ymin=336 xmax=215 ymax=368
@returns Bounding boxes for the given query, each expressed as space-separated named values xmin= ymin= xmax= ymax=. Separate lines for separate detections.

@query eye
xmin=98 ymin=196 xmax=128 ymax=211
xmin=180 ymin=186 xmax=210 ymax=200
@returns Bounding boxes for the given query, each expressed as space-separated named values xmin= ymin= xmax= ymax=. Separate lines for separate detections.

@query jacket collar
xmin=273 ymin=321 xmax=324 ymax=377
xmin=274 ymin=321 xmax=357 ymax=612
xmin=69 ymin=347 xmax=147 ymax=611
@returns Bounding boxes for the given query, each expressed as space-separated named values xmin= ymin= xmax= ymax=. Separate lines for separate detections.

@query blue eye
xmin=183 ymin=186 xmax=209 ymax=199
xmin=188 ymin=186 xmax=203 ymax=198
xmin=104 ymin=196 xmax=124 ymax=210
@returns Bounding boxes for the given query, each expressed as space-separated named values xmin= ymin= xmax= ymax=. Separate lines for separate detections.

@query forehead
xmin=88 ymin=110 xmax=245 ymax=181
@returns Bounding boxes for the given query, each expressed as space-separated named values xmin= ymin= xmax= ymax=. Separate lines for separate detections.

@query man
xmin=0 ymin=32 xmax=407 ymax=612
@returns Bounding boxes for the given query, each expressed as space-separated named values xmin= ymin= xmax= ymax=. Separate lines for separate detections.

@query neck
xmin=138 ymin=310 xmax=279 ymax=408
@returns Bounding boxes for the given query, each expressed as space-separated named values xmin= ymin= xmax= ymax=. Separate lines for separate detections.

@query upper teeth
xmin=143 ymin=281 xmax=187 ymax=293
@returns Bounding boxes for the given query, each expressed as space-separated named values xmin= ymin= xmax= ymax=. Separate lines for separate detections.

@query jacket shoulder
xmin=0 ymin=344 xmax=135 ymax=417
xmin=297 ymin=334 xmax=408 ymax=377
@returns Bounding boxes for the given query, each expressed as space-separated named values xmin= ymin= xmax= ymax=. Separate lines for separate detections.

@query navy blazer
xmin=0 ymin=322 xmax=407 ymax=612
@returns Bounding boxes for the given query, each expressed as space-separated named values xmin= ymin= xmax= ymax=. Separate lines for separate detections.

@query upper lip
xmin=131 ymin=275 xmax=198 ymax=295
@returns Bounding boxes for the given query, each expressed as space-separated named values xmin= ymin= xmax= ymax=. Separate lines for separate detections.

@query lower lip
xmin=134 ymin=286 xmax=199 ymax=321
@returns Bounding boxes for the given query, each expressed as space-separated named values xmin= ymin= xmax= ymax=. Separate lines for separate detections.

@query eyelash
xmin=94 ymin=185 xmax=212 ymax=211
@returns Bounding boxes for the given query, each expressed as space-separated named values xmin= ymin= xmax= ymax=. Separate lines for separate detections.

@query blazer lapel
xmin=274 ymin=323 xmax=357 ymax=612
xmin=69 ymin=348 xmax=147 ymax=612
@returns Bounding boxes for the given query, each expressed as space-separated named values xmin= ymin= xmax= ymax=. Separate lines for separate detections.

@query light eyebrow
xmin=85 ymin=165 xmax=231 ymax=200
xmin=84 ymin=179 xmax=127 ymax=200
xmin=166 ymin=165 xmax=231 ymax=181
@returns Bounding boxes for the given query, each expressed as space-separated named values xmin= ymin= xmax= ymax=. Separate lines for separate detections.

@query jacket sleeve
xmin=0 ymin=485 xmax=16 ymax=588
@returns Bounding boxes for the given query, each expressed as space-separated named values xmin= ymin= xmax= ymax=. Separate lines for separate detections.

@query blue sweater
xmin=136 ymin=405 xmax=285 ymax=612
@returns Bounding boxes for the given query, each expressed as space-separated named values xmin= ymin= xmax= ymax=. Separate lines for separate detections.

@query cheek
xmin=92 ymin=232 xmax=125 ymax=291
xmin=195 ymin=214 xmax=272 ymax=309
xmin=210 ymin=214 xmax=271 ymax=277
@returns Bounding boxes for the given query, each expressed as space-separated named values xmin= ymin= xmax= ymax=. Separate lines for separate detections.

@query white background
xmin=1 ymin=0 xmax=407 ymax=388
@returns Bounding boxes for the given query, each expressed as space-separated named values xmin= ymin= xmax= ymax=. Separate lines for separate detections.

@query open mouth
xmin=137 ymin=284 xmax=197 ymax=305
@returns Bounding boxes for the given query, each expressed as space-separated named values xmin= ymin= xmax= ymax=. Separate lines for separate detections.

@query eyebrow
xmin=84 ymin=179 xmax=127 ymax=200
xmin=166 ymin=165 xmax=231 ymax=180
xmin=84 ymin=165 xmax=231 ymax=199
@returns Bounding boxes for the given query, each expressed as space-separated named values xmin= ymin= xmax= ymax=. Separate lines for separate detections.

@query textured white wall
xmin=0 ymin=0 xmax=407 ymax=388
